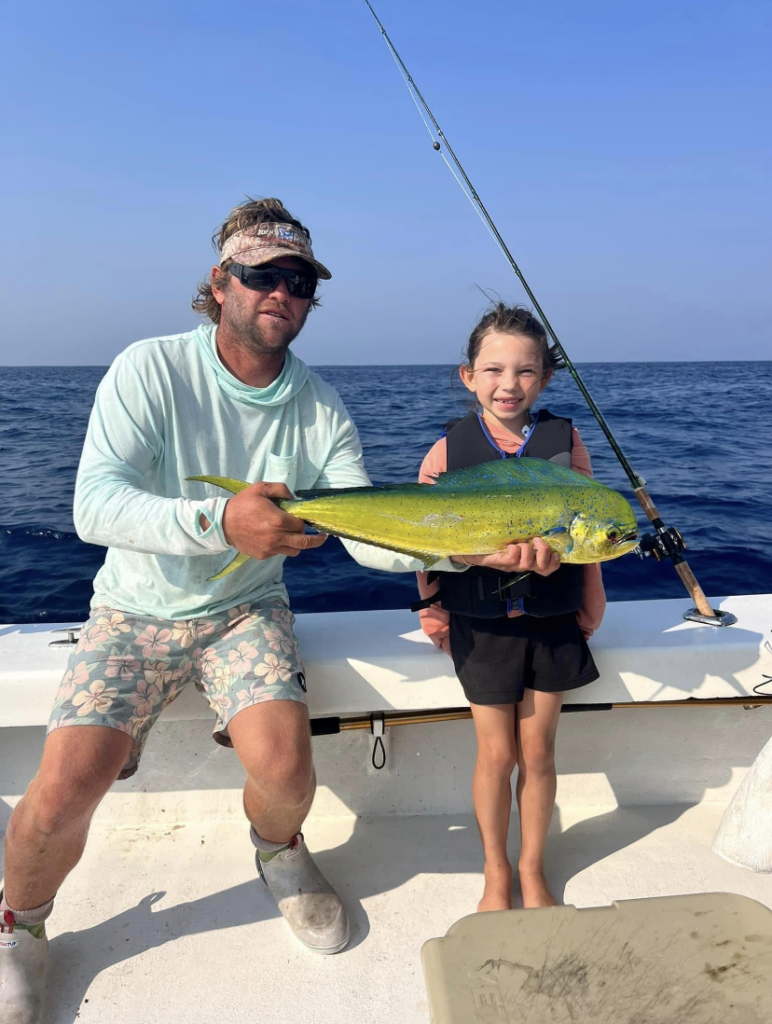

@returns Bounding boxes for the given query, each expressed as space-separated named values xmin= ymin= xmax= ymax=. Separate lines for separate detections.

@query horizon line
xmin=3 ymin=358 xmax=772 ymax=370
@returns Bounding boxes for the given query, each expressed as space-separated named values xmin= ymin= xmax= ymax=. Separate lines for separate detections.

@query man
xmin=0 ymin=197 xmax=558 ymax=1023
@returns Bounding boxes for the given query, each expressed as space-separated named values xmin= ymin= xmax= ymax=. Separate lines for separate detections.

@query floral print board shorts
xmin=48 ymin=602 xmax=307 ymax=779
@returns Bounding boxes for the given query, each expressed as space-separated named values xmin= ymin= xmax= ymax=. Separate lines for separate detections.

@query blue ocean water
xmin=1 ymin=363 xmax=770 ymax=624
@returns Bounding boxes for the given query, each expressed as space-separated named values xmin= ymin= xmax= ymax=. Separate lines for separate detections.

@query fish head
xmin=568 ymin=495 xmax=639 ymax=563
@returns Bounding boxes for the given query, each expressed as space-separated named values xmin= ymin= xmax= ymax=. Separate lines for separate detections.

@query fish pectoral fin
xmin=542 ymin=527 xmax=574 ymax=555
xmin=207 ymin=552 xmax=250 ymax=581
xmin=187 ymin=475 xmax=251 ymax=495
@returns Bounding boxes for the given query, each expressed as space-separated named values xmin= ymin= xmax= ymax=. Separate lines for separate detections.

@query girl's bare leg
xmin=469 ymin=703 xmax=518 ymax=912
xmin=515 ymin=689 xmax=564 ymax=908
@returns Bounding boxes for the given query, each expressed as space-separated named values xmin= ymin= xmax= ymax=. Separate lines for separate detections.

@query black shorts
xmin=448 ymin=612 xmax=599 ymax=706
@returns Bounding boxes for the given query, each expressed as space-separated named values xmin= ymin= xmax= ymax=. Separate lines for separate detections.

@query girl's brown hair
xmin=463 ymin=303 xmax=564 ymax=373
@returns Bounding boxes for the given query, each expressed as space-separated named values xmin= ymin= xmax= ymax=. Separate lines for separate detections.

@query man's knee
xmin=247 ymin=744 xmax=315 ymax=807
xmin=230 ymin=700 xmax=313 ymax=800
xmin=23 ymin=727 xmax=133 ymax=833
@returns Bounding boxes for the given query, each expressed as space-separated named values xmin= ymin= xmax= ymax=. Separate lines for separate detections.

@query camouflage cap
xmin=219 ymin=222 xmax=332 ymax=280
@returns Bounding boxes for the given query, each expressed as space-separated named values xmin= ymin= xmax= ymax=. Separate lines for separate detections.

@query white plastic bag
xmin=713 ymin=734 xmax=772 ymax=873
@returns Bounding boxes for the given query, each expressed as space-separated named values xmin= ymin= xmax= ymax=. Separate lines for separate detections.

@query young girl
xmin=417 ymin=303 xmax=606 ymax=912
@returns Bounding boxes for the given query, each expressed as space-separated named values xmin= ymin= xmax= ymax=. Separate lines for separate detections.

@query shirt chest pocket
xmin=263 ymin=452 xmax=299 ymax=495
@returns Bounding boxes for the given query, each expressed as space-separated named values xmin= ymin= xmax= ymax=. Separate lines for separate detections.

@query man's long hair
xmin=192 ymin=197 xmax=321 ymax=324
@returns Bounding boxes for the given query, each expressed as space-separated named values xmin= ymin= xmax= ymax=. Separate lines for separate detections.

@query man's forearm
xmin=74 ymin=474 xmax=230 ymax=557
xmin=340 ymin=538 xmax=470 ymax=574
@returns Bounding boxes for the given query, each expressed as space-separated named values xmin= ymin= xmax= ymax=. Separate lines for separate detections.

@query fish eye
xmin=607 ymin=529 xmax=620 ymax=541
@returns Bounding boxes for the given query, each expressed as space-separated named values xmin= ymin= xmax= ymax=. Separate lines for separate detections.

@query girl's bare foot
xmin=518 ymin=865 xmax=557 ymax=908
xmin=477 ymin=866 xmax=513 ymax=912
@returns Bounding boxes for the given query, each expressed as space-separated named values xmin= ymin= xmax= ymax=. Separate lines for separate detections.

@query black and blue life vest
xmin=424 ymin=409 xmax=585 ymax=620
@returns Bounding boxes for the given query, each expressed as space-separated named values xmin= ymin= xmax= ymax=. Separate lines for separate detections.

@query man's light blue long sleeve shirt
xmin=74 ymin=324 xmax=461 ymax=620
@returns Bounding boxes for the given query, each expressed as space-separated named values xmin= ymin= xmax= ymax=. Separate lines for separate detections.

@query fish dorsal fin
xmin=292 ymin=481 xmax=420 ymax=501
xmin=432 ymin=457 xmax=596 ymax=490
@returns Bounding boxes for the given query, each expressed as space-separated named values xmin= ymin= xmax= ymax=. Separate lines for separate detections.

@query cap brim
xmin=223 ymin=245 xmax=332 ymax=280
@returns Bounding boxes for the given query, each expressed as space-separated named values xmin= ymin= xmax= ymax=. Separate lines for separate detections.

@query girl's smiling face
xmin=460 ymin=330 xmax=552 ymax=435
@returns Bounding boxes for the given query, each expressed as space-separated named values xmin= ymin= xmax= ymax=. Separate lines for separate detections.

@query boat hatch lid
xmin=421 ymin=891 xmax=772 ymax=1023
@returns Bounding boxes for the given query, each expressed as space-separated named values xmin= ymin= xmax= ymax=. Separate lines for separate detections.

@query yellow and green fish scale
xmin=278 ymin=458 xmax=638 ymax=567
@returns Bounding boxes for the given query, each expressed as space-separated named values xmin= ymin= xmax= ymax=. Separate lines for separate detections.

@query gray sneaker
xmin=256 ymin=834 xmax=350 ymax=955
xmin=0 ymin=909 xmax=48 ymax=1024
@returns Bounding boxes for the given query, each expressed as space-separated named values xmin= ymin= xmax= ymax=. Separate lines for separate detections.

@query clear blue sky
xmin=2 ymin=0 xmax=770 ymax=365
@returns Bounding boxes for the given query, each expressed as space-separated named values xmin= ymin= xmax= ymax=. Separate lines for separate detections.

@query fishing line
xmin=382 ymin=21 xmax=509 ymax=256
xmin=364 ymin=0 xmax=735 ymax=626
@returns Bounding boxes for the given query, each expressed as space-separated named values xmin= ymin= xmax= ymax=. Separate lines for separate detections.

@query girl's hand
xmin=432 ymin=634 xmax=452 ymax=657
xmin=457 ymin=537 xmax=560 ymax=576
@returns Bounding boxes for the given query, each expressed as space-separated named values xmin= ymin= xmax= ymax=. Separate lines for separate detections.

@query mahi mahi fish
xmin=188 ymin=458 xmax=638 ymax=580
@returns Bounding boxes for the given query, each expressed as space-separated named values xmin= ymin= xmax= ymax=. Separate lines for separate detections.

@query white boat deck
xmin=2 ymin=594 xmax=772 ymax=1022
xmin=30 ymin=806 xmax=772 ymax=1024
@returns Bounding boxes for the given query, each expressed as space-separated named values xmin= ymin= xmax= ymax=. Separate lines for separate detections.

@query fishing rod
xmin=364 ymin=1 xmax=735 ymax=627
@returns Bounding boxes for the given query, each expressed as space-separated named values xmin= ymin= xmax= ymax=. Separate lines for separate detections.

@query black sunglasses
xmin=228 ymin=262 xmax=317 ymax=299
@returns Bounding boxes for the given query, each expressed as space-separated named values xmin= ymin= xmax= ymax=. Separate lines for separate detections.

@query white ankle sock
xmin=249 ymin=825 xmax=295 ymax=854
xmin=0 ymin=893 xmax=54 ymax=926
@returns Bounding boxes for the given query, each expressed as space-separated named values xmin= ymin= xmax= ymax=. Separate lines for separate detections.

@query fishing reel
xmin=635 ymin=526 xmax=686 ymax=563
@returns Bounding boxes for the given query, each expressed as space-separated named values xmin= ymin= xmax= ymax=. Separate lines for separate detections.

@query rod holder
xmin=683 ymin=608 xmax=738 ymax=627
xmin=48 ymin=627 xmax=82 ymax=648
